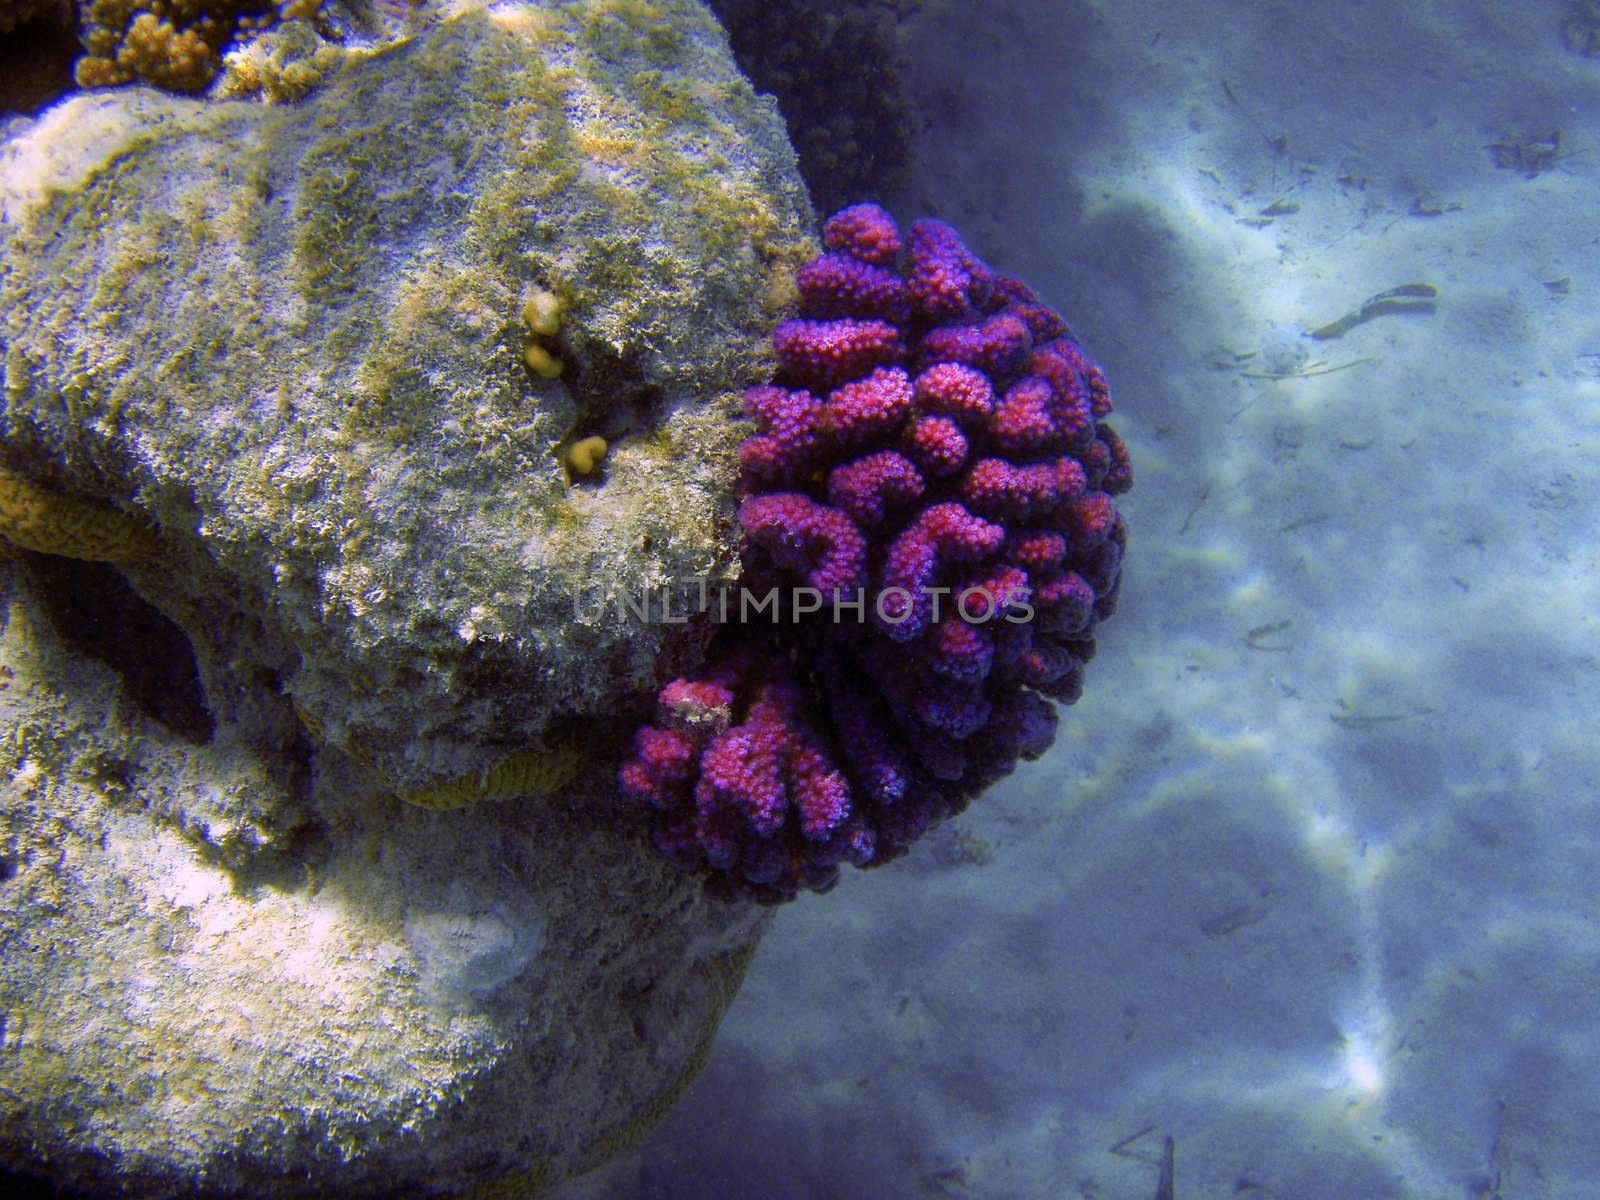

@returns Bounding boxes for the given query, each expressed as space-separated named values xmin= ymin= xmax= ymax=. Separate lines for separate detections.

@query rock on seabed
xmin=0 ymin=1 xmax=813 ymax=1194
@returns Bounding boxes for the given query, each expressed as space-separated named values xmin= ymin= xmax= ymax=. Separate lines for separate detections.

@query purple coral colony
xmin=620 ymin=204 xmax=1132 ymax=903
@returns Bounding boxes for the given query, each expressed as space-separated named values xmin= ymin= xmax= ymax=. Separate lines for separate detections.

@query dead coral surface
xmin=0 ymin=2 xmax=807 ymax=1195
xmin=2 ymin=0 xmax=813 ymax=804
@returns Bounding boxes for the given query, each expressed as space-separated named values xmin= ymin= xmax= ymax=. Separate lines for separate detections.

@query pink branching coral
xmin=622 ymin=204 xmax=1133 ymax=903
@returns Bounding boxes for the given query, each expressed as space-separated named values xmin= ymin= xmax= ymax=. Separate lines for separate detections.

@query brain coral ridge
xmin=621 ymin=203 xmax=1132 ymax=904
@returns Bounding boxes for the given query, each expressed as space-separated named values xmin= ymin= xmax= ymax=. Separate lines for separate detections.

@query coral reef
xmin=705 ymin=0 xmax=913 ymax=213
xmin=622 ymin=204 xmax=1132 ymax=904
xmin=0 ymin=1 xmax=808 ymax=1194
xmin=2 ymin=0 xmax=812 ymax=801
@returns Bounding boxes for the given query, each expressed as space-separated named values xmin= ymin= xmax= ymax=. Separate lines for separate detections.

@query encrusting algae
xmin=397 ymin=738 xmax=584 ymax=810
xmin=0 ymin=469 xmax=160 ymax=563
xmin=0 ymin=1 xmax=811 ymax=1196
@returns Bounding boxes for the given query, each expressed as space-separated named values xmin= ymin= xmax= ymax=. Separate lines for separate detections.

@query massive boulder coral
xmin=0 ymin=1 xmax=810 ymax=1194
xmin=622 ymin=204 xmax=1131 ymax=903
xmin=2 ymin=0 xmax=812 ymax=799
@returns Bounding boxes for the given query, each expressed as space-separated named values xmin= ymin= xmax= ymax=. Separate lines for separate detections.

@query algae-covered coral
xmin=0 ymin=0 xmax=63 ymax=31
xmin=0 ymin=558 xmax=771 ymax=1195
xmin=1 ymin=0 xmax=813 ymax=799
xmin=0 ymin=1 xmax=805 ymax=1194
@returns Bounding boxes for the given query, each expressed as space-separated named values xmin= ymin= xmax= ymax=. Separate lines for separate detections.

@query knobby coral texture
xmin=621 ymin=204 xmax=1132 ymax=904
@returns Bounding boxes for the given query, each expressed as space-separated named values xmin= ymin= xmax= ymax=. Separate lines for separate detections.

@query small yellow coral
xmin=563 ymin=436 xmax=608 ymax=477
xmin=76 ymin=12 xmax=217 ymax=92
xmin=398 ymin=739 xmax=584 ymax=810
xmin=214 ymin=19 xmax=347 ymax=104
xmin=522 ymin=289 xmax=563 ymax=338
xmin=0 ymin=469 xmax=160 ymax=563
xmin=520 ymin=288 xmax=565 ymax=378
xmin=522 ymin=341 xmax=564 ymax=379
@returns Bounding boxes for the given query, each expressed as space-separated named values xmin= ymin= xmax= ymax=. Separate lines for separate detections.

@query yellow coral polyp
xmin=522 ymin=341 xmax=564 ymax=378
xmin=0 ymin=469 xmax=160 ymax=563
xmin=520 ymin=289 xmax=565 ymax=378
xmin=564 ymin=436 xmax=608 ymax=476
xmin=398 ymin=739 xmax=584 ymax=810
